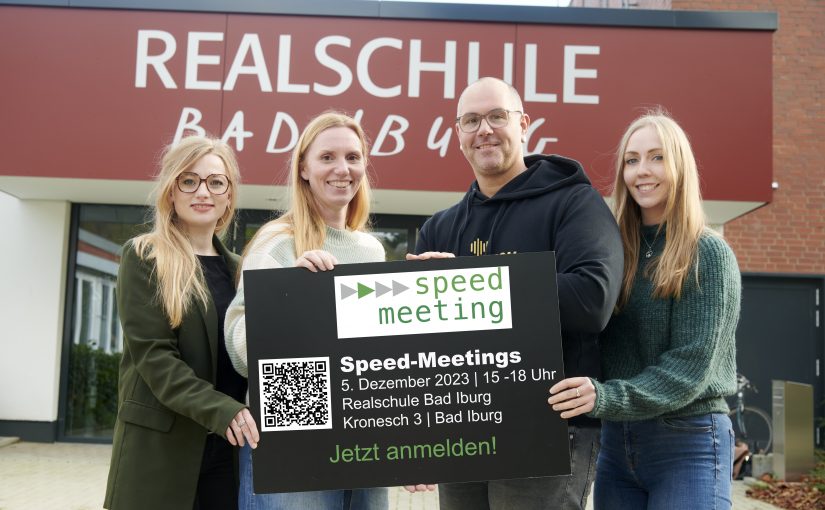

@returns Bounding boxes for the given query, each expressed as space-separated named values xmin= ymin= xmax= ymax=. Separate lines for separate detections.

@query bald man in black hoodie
xmin=406 ymin=77 xmax=623 ymax=510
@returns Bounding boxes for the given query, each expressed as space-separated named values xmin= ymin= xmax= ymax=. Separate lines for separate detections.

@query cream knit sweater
xmin=224 ymin=223 xmax=385 ymax=379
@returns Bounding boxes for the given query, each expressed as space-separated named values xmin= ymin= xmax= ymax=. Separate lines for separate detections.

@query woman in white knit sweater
xmin=224 ymin=111 xmax=387 ymax=510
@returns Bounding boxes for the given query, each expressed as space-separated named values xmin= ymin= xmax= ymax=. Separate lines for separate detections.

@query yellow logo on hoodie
xmin=470 ymin=238 xmax=488 ymax=256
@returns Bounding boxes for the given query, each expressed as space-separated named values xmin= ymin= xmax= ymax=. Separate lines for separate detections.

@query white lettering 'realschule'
xmin=314 ymin=35 xmax=353 ymax=96
xmin=408 ymin=39 xmax=456 ymax=99
xmin=564 ymin=45 xmax=600 ymax=104
xmin=357 ymin=37 xmax=404 ymax=98
xmin=224 ymin=33 xmax=272 ymax=92
xmin=524 ymin=44 xmax=557 ymax=103
xmin=135 ymin=29 xmax=177 ymax=88
xmin=277 ymin=34 xmax=310 ymax=94
xmin=186 ymin=31 xmax=224 ymax=91
xmin=134 ymin=29 xmax=600 ymax=103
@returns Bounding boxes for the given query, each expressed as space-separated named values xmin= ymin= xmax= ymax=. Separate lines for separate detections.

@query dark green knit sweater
xmin=590 ymin=225 xmax=741 ymax=421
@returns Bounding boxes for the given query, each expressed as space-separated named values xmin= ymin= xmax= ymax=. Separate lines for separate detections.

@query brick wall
xmin=672 ymin=0 xmax=825 ymax=273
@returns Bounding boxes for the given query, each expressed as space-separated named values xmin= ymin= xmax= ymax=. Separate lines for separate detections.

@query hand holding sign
xmin=226 ymin=408 xmax=260 ymax=448
xmin=405 ymin=251 xmax=455 ymax=261
xmin=548 ymin=377 xmax=597 ymax=419
xmin=403 ymin=484 xmax=437 ymax=493
xmin=295 ymin=249 xmax=339 ymax=272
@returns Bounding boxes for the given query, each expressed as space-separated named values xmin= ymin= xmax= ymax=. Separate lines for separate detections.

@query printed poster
xmin=244 ymin=252 xmax=570 ymax=493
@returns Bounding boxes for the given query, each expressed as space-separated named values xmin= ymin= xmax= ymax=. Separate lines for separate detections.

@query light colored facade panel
xmin=0 ymin=194 xmax=70 ymax=422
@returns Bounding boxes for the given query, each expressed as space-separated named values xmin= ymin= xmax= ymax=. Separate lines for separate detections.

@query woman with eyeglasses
xmin=225 ymin=111 xmax=387 ymax=510
xmin=548 ymin=111 xmax=741 ymax=509
xmin=104 ymin=136 xmax=259 ymax=510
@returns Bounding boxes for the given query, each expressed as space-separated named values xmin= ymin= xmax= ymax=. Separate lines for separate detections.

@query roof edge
xmin=0 ymin=0 xmax=778 ymax=31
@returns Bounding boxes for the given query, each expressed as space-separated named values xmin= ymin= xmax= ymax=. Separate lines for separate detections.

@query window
xmin=63 ymin=204 xmax=148 ymax=439
xmin=62 ymin=204 xmax=426 ymax=440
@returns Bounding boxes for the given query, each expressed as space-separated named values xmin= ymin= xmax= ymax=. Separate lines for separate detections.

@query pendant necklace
xmin=642 ymin=232 xmax=657 ymax=259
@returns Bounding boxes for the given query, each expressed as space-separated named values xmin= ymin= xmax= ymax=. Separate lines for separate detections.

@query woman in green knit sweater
xmin=548 ymin=111 xmax=741 ymax=510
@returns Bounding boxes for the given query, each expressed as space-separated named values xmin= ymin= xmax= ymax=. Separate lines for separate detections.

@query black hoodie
xmin=415 ymin=154 xmax=623 ymax=427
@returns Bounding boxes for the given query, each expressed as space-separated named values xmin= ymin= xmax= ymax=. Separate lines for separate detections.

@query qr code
xmin=258 ymin=357 xmax=333 ymax=432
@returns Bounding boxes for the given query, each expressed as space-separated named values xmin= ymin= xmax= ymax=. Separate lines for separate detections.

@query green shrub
xmin=66 ymin=342 xmax=121 ymax=437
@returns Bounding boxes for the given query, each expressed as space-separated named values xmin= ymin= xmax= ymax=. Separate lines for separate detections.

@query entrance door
xmin=735 ymin=275 xmax=824 ymax=446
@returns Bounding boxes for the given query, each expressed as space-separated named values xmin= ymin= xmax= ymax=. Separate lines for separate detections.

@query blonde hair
xmin=244 ymin=111 xmax=372 ymax=259
xmin=612 ymin=109 xmax=707 ymax=308
xmin=132 ymin=135 xmax=241 ymax=327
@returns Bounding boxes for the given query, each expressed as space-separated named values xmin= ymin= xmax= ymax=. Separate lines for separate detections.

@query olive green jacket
xmin=104 ymin=237 xmax=245 ymax=510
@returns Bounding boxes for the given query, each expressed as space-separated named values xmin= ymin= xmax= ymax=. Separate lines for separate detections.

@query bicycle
xmin=728 ymin=373 xmax=773 ymax=454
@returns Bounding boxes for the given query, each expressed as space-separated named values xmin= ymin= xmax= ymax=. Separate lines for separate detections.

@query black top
xmin=198 ymin=255 xmax=248 ymax=404
xmin=415 ymin=155 xmax=624 ymax=427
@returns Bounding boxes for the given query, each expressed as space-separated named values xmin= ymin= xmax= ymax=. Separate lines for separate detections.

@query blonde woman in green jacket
xmin=104 ymin=136 xmax=259 ymax=510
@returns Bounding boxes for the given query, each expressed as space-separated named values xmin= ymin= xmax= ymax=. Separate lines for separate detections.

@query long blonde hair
xmin=132 ymin=135 xmax=241 ymax=327
xmin=613 ymin=110 xmax=707 ymax=309
xmin=244 ymin=111 xmax=372 ymax=259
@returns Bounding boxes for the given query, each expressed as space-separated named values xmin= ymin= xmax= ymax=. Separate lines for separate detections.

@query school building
xmin=0 ymin=0 xmax=821 ymax=445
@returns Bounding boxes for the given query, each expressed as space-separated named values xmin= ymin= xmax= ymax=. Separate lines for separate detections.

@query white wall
xmin=0 ymin=192 xmax=70 ymax=422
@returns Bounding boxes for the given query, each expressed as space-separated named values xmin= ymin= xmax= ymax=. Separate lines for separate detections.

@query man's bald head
xmin=457 ymin=77 xmax=524 ymax=116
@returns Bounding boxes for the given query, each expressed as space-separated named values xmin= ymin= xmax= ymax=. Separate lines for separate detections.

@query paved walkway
xmin=0 ymin=438 xmax=777 ymax=510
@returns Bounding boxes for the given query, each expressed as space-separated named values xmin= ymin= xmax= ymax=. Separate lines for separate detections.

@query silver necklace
xmin=642 ymin=232 xmax=658 ymax=258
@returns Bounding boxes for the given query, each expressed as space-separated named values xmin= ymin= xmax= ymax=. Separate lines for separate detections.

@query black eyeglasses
xmin=176 ymin=172 xmax=230 ymax=195
xmin=455 ymin=108 xmax=524 ymax=133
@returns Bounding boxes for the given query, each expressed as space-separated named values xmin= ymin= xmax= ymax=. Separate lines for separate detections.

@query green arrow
xmin=357 ymin=282 xmax=374 ymax=298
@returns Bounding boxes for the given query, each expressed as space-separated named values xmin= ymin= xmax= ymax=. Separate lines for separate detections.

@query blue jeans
xmin=438 ymin=426 xmax=600 ymax=510
xmin=238 ymin=444 xmax=388 ymax=510
xmin=594 ymin=413 xmax=734 ymax=510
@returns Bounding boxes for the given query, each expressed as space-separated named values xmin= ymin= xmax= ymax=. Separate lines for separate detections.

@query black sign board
xmin=244 ymin=252 xmax=569 ymax=493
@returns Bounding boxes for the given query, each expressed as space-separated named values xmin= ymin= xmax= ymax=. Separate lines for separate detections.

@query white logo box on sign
xmin=334 ymin=266 xmax=512 ymax=339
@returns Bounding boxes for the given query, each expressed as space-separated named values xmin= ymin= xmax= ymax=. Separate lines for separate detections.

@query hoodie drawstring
xmin=485 ymin=201 xmax=511 ymax=255
xmin=452 ymin=188 xmax=475 ymax=255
